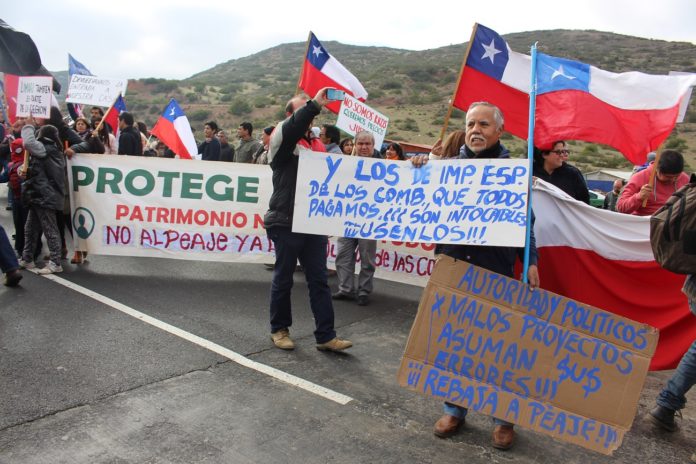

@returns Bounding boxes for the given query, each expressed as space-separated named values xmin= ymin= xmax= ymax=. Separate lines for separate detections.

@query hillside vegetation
xmin=57 ymin=29 xmax=696 ymax=173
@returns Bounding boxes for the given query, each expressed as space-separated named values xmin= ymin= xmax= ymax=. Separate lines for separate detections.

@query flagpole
xmin=94 ymin=92 xmax=121 ymax=133
xmin=522 ymin=42 xmax=539 ymax=285
xmin=642 ymin=144 xmax=664 ymax=208
xmin=439 ymin=23 xmax=479 ymax=141
xmin=296 ymin=31 xmax=313 ymax=95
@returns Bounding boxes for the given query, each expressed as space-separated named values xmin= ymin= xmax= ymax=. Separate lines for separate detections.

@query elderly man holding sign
xmin=413 ymin=101 xmax=540 ymax=450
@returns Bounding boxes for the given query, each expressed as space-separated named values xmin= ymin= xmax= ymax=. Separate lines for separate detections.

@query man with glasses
xmin=617 ymin=149 xmax=690 ymax=216
xmin=532 ymin=140 xmax=590 ymax=203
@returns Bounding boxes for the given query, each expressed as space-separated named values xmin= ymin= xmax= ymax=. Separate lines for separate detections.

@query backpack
xmin=650 ymin=173 xmax=696 ymax=274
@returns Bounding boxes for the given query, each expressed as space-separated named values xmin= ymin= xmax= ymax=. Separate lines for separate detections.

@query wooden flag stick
xmin=642 ymin=145 xmax=663 ymax=208
xmin=295 ymin=31 xmax=313 ymax=96
xmin=94 ymin=93 xmax=122 ymax=134
xmin=439 ymin=23 xmax=479 ymax=141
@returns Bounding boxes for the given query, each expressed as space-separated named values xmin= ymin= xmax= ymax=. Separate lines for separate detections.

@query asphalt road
xmin=0 ymin=186 xmax=695 ymax=464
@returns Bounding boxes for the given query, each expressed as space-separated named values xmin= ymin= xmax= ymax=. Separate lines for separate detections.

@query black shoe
xmin=332 ymin=291 xmax=354 ymax=300
xmin=4 ymin=270 xmax=22 ymax=287
xmin=648 ymin=405 xmax=679 ymax=432
xmin=357 ymin=295 xmax=369 ymax=306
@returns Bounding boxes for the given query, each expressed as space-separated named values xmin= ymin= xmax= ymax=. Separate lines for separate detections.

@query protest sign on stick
xmin=398 ymin=256 xmax=658 ymax=454
xmin=16 ymin=75 xmax=52 ymax=117
xmin=336 ymin=94 xmax=389 ymax=148
xmin=293 ymin=151 xmax=529 ymax=246
xmin=65 ymin=75 xmax=128 ymax=107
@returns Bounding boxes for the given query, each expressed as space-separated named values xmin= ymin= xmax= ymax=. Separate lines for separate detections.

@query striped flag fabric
xmin=298 ymin=32 xmax=367 ymax=114
xmin=531 ymin=179 xmax=695 ymax=370
xmin=453 ymin=24 xmax=696 ymax=165
xmin=150 ymin=99 xmax=196 ymax=160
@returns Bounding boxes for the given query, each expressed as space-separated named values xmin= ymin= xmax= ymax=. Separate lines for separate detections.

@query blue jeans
xmin=267 ymin=227 xmax=336 ymax=344
xmin=0 ymin=225 xmax=19 ymax=273
xmin=444 ymin=403 xmax=513 ymax=427
xmin=657 ymin=298 xmax=696 ymax=411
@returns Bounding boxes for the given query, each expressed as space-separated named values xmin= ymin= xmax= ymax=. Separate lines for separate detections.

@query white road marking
xmin=42 ymin=273 xmax=354 ymax=405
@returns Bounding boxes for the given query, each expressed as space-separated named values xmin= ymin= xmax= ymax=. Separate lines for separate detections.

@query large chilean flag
xmin=150 ymin=99 xmax=196 ymax=160
xmin=299 ymin=32 xmax=368 ymax=114
xmin=453 ymin=24 xmax=696 ymax=165
xmin=531 ymin=180 xmax=696 ymax=370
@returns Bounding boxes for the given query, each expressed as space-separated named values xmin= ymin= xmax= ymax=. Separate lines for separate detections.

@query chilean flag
xmin=150 ymin=99 xmax=196 ymax=160
xmin=454 ymin=24 xmax=696 ymax=165
xmin=531 ymin=180 xmax=696 ymax=371
xmin=299 ymin=32 xmax=368 ymax=114
xmin=103 ymin=94 xmax=127 ymax=137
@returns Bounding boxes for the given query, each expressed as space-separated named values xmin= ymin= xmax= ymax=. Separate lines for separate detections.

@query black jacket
xmin=21 ymin=126 xmax=65 ymax=211
xmin=533 ymin=162 xmax=590 ymax=204
xmin=118 ymin=126 xmax=143 ymax=155
xmin=436 ymin=142 xmax=538 ymax=278
xmin=264 ymin=100 xmax=322 ymax=228
xmin=198 ymin=138 xmax=221 ymax=161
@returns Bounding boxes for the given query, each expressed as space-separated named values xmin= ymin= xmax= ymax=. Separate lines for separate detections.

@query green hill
xmin=58 ymin=29 xmax=696 ymax=173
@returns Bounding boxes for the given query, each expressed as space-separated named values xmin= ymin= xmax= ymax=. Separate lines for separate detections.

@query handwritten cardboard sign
xmin=16 ymin=76 xmax=53 ymax=118
xmin=398 ymin=256 xmax=658 ymax=454
xmin=65 ymin=75 xmax=128 ymax=107
xmin=293 ymin=151 xmax=529 ymax=246
xmin=336 ymin=94 xmax=389 ymax=148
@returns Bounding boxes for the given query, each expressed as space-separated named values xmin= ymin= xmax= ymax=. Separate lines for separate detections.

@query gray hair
xmin=355 ymin=130 xmax=375 ymax=144
xmin=467 ymin=101 xmax=504 ymax=130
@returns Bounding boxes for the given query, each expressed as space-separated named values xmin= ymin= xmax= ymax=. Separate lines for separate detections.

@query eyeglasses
xmin=550 ymin=149 xmax=570 ymax=155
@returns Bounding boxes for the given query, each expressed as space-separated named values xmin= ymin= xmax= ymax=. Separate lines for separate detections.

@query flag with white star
xmin=299 ymin=32 xmax=367 ymax=114
xmin=452 ymin=23 xmax=696 ymax=165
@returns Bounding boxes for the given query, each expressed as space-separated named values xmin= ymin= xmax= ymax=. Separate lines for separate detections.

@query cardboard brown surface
xmin=398 ymin=256 xmax=658 ymax=455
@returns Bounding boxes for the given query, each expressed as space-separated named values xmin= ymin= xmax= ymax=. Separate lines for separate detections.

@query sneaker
xmin=271 ymin=329 xmax=295 ymax=350
xmin=332 ymin=291 xmax=355 ymax=301
xmin=18 ymin=259 xmax=36 ymax=270
xmin=4 ymin=270 xmax=23 ymax=287
xmin=648 ymin=405 xmax=680 ymax=432
xmin=37 ymin=261 xmax=63 ymax=275
xmin=316 ymin=337 xmax=353 ymax=352
xmin=357 ymin=295 xmax=369 ymax=306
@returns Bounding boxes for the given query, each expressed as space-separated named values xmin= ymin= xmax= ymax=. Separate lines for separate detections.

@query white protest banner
xmin=293 ymin=152 xmax=529 ymax=247
xmin=16 ymin=76 xmax=53 ymax=118
xmin=65 ymin=75 xmax=128 ymax=107
xmin=67 ymin=154 xmax=435 ymax=282
xmin=68 ymin=154 xmax=271 ymax=262
xmin=336 ymin=94 xmax=389 ymax=148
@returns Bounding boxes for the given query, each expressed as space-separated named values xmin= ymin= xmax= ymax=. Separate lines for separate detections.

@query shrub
xmin=189 ymin=109 xmax=211 ymax=121
xmin=229 ymin=98 xmax=252 ymax=116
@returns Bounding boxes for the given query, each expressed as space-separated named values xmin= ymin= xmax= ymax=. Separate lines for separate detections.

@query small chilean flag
xmin=150 ymin=99 xmax=196 ymax=160
xmin=103 ymin=94 xmax=127 ymax=137
xmin=299 ymin=32 xmax=368 ymax=113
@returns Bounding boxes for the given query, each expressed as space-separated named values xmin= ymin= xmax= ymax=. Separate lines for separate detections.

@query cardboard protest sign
xmin=336 ymin=94 xmax=389 ymax=148
xmin=16 ymin=76 xmax=52 ymax=118
xmin=293 ymin=151 xmax=529 ymax=246
xmin=398 ymin=256 xmax=658 ymax=454
xmin=65 ymin=75 xmax=128 ymax=107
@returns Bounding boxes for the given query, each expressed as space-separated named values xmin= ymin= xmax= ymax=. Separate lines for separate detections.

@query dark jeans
xmin=0 ymin=225 xmax=19 ymax=273
xmin=267 ymin=227 xmax=336 ymax=344
xmin=657 ymin=298 xmax=696 ymax=411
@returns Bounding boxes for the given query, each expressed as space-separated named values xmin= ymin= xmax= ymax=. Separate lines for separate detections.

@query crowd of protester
xmin=0 ymin=92 xmax=694 ymax=458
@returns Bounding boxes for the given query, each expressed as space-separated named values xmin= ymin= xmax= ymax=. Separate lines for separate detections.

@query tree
xmin=229 ymin=98 xmax=252 ymax=116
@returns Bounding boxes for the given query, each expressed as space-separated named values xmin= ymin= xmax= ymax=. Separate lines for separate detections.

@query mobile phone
xmin=326 ymin=89 xmax=345 ymax=101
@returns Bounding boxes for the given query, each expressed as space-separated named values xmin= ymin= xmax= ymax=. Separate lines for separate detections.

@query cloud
xmin=2 ymin=0 xmax=694 ymax=80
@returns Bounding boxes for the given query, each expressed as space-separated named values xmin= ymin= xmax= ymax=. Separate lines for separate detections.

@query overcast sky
xmin=4 ymin=0 xmax=695 ymax=80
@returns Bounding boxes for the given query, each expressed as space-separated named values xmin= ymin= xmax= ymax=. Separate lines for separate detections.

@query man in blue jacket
xmin=414 ymin=101 xmax=540 ymax=451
